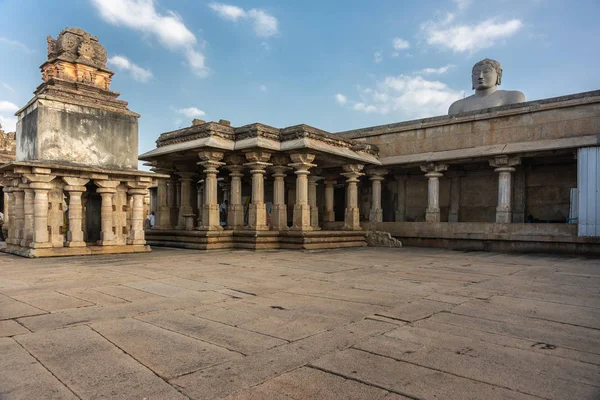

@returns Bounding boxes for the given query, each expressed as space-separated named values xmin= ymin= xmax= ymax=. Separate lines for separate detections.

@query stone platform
xmin=1 ymin=247 xmax=598 ymax=399
xmin=370 ymin=222 xmax=600 ymax=255
xmin=146 ymin=229 xmax=367 ymax=250
xmin=3 ymin=244 xmax=151 ymax=258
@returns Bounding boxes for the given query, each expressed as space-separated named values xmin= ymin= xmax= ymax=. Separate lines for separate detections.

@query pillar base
xmin=19 ymin=239 xmax=32 ymax=247
xmin=369 ymin=209 xmax=383 ymax=223
xmin=127 ymin=239 xmax=147 ymax=245
xmin=343 ymin=207 xmax=361 ymax=231
xmin=227 ymin=204 xmax=245 ymax=229
xmin=323 ymin=210 xmax=335 ymax=223
xmin=310 ymin=206 xmax=320 ymax=230
xmin=248 ymin=203 xmax=269 ymax=231
xmin=426 ymin=209 xmax=441 ymax=223
xmin=271 ymin=204 xmax=288 ymax=231
xmin=66 ymin=241 xmax=87 ymax=247
xmin=496 ymin=209 xmax=512 ymax=224
xmin=292 ymin=204 xmax=312 ymax=230
xmin=197 ymin=225 xmax=224 ymax=231
xmin=183 ymin=214 xmax=196 ymax=231
xmin=29 ymin=242 xmax=53 ymax=249
xmin=98 ymin=240 xmax=118 ymax=246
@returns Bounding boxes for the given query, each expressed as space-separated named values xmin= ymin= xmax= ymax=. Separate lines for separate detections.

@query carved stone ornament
xmin=78 ymin=41 xmax=95 ymax=60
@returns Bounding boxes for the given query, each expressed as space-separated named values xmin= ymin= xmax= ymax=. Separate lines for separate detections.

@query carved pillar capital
xmin=489 ymin=155 xmax=521 ymax=172
xmin=420 ymin=163 xmax=448 ymax=177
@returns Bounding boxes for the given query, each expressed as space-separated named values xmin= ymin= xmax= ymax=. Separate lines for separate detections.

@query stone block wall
xmin=526 ymin=162 xmax=576 ymax=222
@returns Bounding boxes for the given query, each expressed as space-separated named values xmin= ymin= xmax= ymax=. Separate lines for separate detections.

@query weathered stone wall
xmin=17 ymin=100 xmax=138 ymax=169
xmin=526 ymin=162 xmax=576 ymax=222
xmin=459 ymin=168 xmax=497 ymax=222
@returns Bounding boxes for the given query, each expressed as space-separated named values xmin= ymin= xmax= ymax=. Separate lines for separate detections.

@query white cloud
xmin=176 ymin=107 xmax=206 ymax=118
xmin=90 ymin=0 xmax=208 ymax=77
xmin=0 ymin=37 xmax=33 ymax=53
xmin=248 ymin=9 xmax=278 ymax=37
xmin=423 ymin=18 xmax=523 ymax=53
xmin=392 ymin=37 xmax=410 ymax=50
xmin=0 ymin=101 xmax=19 ymax=132
xmin=335 ymin=93 xmax=347 ymax=105
xmin=0 ymin=116 xmax=17 ymax=132
xmin=453 ymin=0 xmax=471 ymax=10
xmin=347 ymin=75 xmax=462 ymax=119
xmin=417 ymin=64 xmax=456 ymax=75
xmin=0 ymin=101 xmax=19 ymax=114
xmin=374 ymin=51 xmax=383 ymax=63
xmin=208 ymin=3 xmax=246 ymax=21
xmin=108 ymin=55 xmax=153 ymax=82
xmin=209 ymin=3 xmax=279 ymax=38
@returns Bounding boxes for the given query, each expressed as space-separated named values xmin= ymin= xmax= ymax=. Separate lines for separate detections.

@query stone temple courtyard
xmin=0 ymin=247 xmax=598 ymax=399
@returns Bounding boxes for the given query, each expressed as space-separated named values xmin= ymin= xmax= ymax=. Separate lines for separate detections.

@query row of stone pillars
xmin=418 ymin=155 xmax=521 ymax=223
xmin=4 ymin=172 xmax=150 ymax=248
xmin=153 ymin=152 xmax=391 ymax=232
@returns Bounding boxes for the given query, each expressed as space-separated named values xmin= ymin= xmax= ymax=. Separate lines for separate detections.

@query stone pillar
xmin=394 ymin=174 xmax=407 ymax=222
xmin=420 ymin=163 xmax=448 ymax=223
xmin=323 ymin=179 xmax=336 ymax=223
xmin=368 ymin=169 xmax=387 ymax=223
xmin=20 ymin=185 xmax=34 ymax=247
xmin=196 ymin=182 xmax=204 ymax=227
xmin=176 ymin=172 xmax=195 ymax=230
xmin=270 ymin=155 xmax=289 ymax=231
xmin=156 ymin=176 xmax=170 ymax=229
xmin=490 ymin=156 xmax=521 ymax=223
xmin=308 ymin=173 xmax=323 ymax=230
xmin=95 ymin=180 xmax=120 ymax=245
xmin=4 ymin=185 xmax=15 ymax=244
xmin=12 ymin=185 xmax=24 ymax=245
xmin=342 ymin=164 xmax=365 ymax=230
xmin=168 ymin=175 xmax=178 ymax=229
xmin=513 ymin=166 xmax=527 ymax=223
xmin=448 ymin=171 xmax=463 ymax=223
xmin=245 ymin=151 xmax=272 ymax=230
xmin=22 ymin=172 xmax=55 ymax=248
xmin=63 ymin=177 xmax=90 ymax=247
xmin=225 ymin=155 xmax=245 ymax=230
xmin=289 ymin=153 xmax=316 ymax=230
xmin=198 ymin=151 xmax=225 ymax=230
xmin=126 ymin=182 xmax=150 ymax=244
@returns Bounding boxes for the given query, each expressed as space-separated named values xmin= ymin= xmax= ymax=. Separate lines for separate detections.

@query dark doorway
xmin=84 ymin=183 xmax=102 ymax=243
xmin=334 ymin=185 xmax=345 ymax=222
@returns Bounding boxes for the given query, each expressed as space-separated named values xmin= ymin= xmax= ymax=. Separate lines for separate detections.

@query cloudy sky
xmin=0 ymin=0 xmax=599 ymax=159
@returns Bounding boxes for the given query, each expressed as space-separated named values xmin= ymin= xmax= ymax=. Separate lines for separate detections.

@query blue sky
xmin=1 ymin=0 xmax=599 ymax=160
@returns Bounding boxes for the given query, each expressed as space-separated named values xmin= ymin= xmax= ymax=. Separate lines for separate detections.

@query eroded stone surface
xmin=0 ymin=247 xmax=598 ymax=400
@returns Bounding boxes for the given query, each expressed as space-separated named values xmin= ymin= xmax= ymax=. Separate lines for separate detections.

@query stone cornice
xmin=152 ymin=121 xmax=380 ymax=158
xmin=156 ymin=121 xmax=235 ymax=147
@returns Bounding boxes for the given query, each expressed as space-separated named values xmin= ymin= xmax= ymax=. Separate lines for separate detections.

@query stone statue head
xmin=471 ymin=58 xmax=502 ymax=90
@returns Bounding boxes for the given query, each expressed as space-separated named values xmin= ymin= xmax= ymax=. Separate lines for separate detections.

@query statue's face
xmin=472 ymin=64 xmax=498 ymax=90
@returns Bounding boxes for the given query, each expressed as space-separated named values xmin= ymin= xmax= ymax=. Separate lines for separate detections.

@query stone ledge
xmin=2 ymin=244 xmax=151 ymax=258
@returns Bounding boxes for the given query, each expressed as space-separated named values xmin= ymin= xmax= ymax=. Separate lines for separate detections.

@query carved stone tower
xmin=16 ymin=27 xmax=139 ymax=169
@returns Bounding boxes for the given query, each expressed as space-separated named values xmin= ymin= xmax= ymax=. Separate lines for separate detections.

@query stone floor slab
xmin=311 ymin=348 xmax=540 ymax=400
xmin=0 ymin=320 xmax=29 ymax=337
xmin=14 ymin=325 xmax=186 ymax=399
xmin=0 ymin=338 xmax=78 ymax=400
xmin=138 ymin=310 xmax=287 ymax=355
xmin=91 ymin=317 xmax=243 ymax=379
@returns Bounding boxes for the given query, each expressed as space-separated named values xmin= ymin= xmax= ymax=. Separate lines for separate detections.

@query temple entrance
xmin=84 ymin=183 xmax=102 ymax=243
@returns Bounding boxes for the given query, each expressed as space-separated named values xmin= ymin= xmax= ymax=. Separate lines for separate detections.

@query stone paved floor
xmin=0 ymin=247 xmax=599 ymax=400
